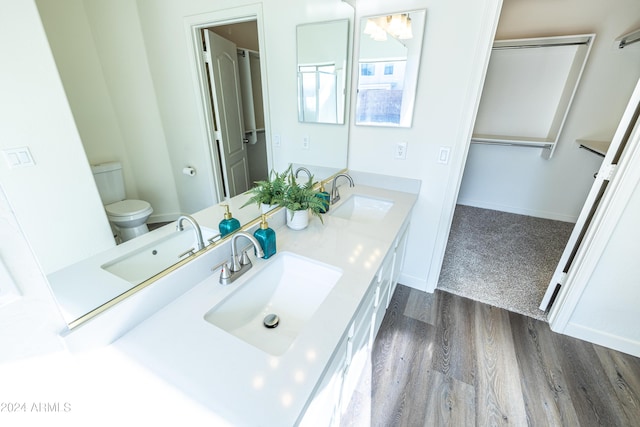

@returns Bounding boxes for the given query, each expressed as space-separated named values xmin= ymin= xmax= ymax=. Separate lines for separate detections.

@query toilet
xmin=91 ymin=162 xmax=153 ymax=243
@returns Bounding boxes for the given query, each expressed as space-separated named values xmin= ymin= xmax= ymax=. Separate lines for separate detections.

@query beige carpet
xmin=437 ymin=204 xmax=575 ymax=321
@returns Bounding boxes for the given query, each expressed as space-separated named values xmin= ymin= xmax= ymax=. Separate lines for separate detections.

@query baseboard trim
xmin=398 ymin=272 xmax=428 ymax=293
xmin=149 ymin=213 xmax=181 ymax=224
xmin=456 ymin=199 xmax=577 ymax=223
xmin=563 ymin=322 xmax=640 ymax=358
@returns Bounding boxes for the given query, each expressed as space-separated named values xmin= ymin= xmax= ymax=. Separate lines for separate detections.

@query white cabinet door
xmin=299 ymin=338 xmax=348 ymax=427
xmin=388 ymin=222 xmax=409 ymax=307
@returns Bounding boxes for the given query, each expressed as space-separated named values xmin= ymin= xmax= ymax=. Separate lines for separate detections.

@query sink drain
xmin=263 ymin=314 xmax=279 ymax=328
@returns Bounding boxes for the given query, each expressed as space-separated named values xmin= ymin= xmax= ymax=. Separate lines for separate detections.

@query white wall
xmin=457 ymin=0 xmax=640 ymax=222
xmin=36 ymin=0 xmax=137 ymax=200
xmin=0 ymin=0 xmax=115 ymax=275
xmin=0 ymin=0 xmax=91 ymax=363
xmin=349 ymin=0 xmax=503 ymax=292
xmin=37 ymin=0 xmax=182 ymax=223
xmin=297 ymin=20 xmax=348 ymax=67
xmin=0 ymin=187 xmax=66 ymax=363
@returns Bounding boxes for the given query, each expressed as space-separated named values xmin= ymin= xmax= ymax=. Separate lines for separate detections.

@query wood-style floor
xmin=341 ymin=285 xmax=640 ymax=427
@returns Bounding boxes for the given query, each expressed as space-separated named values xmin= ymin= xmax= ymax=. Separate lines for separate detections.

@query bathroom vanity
xmin=111 ymin=183 xmax=416 ymax=426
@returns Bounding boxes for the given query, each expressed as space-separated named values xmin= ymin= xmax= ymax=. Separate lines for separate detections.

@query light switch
xmin=438 ymin=147 xmax=450 ymax=164
xmin=6 ymin=152 xmax=20 ymax=167
xmin=3 ymin=147 xmax=35 ymax=168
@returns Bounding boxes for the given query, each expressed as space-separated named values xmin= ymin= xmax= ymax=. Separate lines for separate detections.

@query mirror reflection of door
xmin=203 ymin=29 xmax=250 ymax=198
xmin=201 ymin=22 xmax=268 ymax=199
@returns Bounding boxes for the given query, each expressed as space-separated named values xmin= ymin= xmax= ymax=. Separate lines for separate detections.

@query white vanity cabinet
xmin=300 ymin=220 xmax=411 ymax=426
xmin=388 ymin=220 xmax=410 ymax=307
xmin=300 ymin=337 xmax=349 ymax=426
xmin=109 ymin=185 xmax=418 ymax=426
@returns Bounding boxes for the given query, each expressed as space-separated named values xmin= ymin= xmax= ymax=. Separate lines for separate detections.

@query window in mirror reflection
xmin=298 ymin=64 xmax=338 ymax=123
xmin=296 ymin=19 xmax=350 ymax=125
xmin=356 ymin=10 xmax=426 ymax=128
xmin=357 ymin=60 xmax=407 ymax=125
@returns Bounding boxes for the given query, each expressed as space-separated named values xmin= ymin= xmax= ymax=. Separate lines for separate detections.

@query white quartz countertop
xmin=113 ymin=185 xmax=417 ymax=426
xmin=46 ymin=192 xmax=263 ymax=323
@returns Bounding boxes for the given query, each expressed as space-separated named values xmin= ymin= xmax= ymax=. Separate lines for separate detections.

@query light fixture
xmin=364 ymin=13 xmax=413 ymax=41
xmin=364 ymin=16 xmax=387 ymax=41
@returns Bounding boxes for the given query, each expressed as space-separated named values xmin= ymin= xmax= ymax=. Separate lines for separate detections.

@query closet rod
xmin=493 ymin=41 xmax=589 ymax=50
xmin=471 ymin=139 xmax=553 ymax=149
xmin=618 ymin=34 xmax=640 ymax=49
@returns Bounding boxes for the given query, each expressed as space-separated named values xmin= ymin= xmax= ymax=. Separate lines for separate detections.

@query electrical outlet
xmin=302 ymin=135 xmax=310 ymax=150
xmin=438 ymin=146 xmax=451 ymax=164
xmin=273 ymin=134 xmax=281 ymax=148
xmin=395 ymin=142 xmax=407 ymax=160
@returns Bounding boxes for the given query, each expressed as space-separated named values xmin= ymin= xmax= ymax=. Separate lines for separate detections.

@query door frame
xmin=183 ymin=4 xmax=272 ymax=203
xmin=540 ymin=77 xmax=640 ymax=313
xmin=547 ymin=77 xmax=640 ymax=331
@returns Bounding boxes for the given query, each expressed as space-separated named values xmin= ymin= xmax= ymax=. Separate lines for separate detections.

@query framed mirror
xmin=296 ymin=19 xmax=350 ymax=124
xmin=355 ymin=10 xmax=426 ymax=128
xmin=27 ymin=1 xmax=354 ymax=328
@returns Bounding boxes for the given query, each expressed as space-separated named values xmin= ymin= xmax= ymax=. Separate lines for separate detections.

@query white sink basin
xmin=204 ymin=251 xmax=342 ymax=356
xmin=331 ymin=194 xmax=394 ymax=222
xmin=101 ymin=227 xmax=219 ymax=285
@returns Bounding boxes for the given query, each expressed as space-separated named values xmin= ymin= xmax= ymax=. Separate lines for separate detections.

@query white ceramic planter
xmin=286 ymin=208 xmax=309 ymax=230
xmin=261 ymin=203 xmax=278 ymax=214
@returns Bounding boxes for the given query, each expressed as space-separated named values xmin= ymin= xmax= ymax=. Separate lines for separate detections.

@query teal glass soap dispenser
xmin=254 ymin=214 xmax=276 ymax=259
xmin=316 ymin=181 xmax=330 ymax=213
xmin=219 ymin=204 xmax=240 ymax=237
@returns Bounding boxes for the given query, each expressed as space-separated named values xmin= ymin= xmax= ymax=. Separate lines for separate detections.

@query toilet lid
xmin=105 ymin=199 xmax=152 ymax=217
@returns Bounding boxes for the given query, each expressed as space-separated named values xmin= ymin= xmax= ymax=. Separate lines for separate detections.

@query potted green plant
xmin=279 ymin=167 xmax=328 ymax=230
xmin=242 ymin=168 xmax=288 ymax=213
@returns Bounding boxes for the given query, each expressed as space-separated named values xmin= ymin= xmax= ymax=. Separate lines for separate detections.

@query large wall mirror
xmin=296 ymin=19 xmax=350 ymax=124
xmin=31 ymin=0 xmax=353 ymax=327
xmin=355 ymin=10 xmax=426 ymax=128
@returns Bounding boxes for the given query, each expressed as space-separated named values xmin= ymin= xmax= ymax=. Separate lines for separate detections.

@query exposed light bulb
xmin=372 ymin=26 xmax=387 ymax=41
xmin=388 ymin=14 xmax=403 ymax=37
xmin=363 ymin=18 xmax=379 ymax=36
xmin=399 ymin=16 xmax=413 ymax=39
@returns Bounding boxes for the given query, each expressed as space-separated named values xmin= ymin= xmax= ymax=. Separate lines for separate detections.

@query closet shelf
xmin=577 ymin=139 xmax=610 ymax=157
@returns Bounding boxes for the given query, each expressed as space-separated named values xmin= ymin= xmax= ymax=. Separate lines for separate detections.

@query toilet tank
xmin=91 ymin=162 xmax=126 ymax=205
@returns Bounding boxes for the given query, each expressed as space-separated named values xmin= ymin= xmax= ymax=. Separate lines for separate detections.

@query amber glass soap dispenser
xmin=253 ymin=214 xmax=276 ymax=259
xmin=219 ymin=204 xmax=240 ymax=237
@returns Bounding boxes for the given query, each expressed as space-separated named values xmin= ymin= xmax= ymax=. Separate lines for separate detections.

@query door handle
xmin=243 ymin=138 xmax=250 ymax=144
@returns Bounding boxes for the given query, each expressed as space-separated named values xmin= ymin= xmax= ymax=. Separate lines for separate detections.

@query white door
xmin=203 ymin=29 xmax=250 ymax=198
xmin=540 ymin=77 xmax=640 ymax=311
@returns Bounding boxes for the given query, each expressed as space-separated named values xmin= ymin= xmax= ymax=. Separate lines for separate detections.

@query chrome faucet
xmin=330 ymin=173 xmax=354 ymax=204
xmin=219 ymin=231 xmax=265 ymax=285
xmin=176 ymin=215 xmax=205 ymax=251
xmin=294 ymin=167 xmax=312 ymax=180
